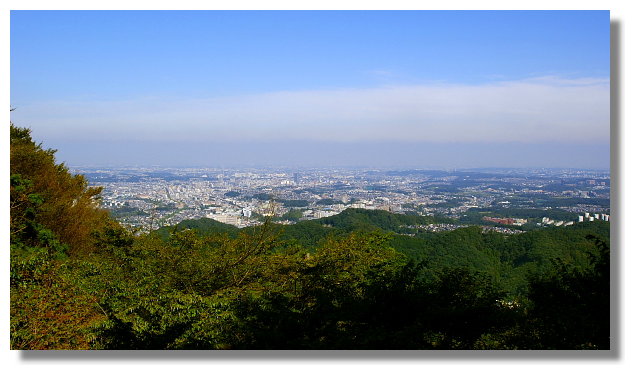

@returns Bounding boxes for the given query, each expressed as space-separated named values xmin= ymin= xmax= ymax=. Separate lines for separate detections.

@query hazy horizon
xmin=51 ymin=140 xmax=609 ymax=170
xmin=10 ymin=10 xmax=610 ymax=169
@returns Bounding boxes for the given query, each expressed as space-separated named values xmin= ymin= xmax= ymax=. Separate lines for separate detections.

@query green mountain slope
xmin=156 ymin=209 xmax=609 ymax=296
xmin=154 ymin=217 xmax=240 ymax=239
xmin=316 ymin=207 xmax=448 ymax=232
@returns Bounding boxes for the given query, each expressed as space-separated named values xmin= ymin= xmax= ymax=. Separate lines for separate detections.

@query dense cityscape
xmin=75 ymin=166 xmax=611 ymax=233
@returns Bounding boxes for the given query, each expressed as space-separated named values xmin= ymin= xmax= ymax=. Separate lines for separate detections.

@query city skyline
xmin=10 ymin=10 xmax=610 ymax=169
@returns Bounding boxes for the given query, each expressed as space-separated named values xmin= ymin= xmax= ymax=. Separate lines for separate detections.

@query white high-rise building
xmin=242 ymin=207 xmax=252 ymax=218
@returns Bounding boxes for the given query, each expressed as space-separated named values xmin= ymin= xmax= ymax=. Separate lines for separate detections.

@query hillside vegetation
xmin=10 ymin=123 xmax=610 ymax=349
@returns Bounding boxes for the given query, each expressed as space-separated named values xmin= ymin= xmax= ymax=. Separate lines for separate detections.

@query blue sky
xmin=10 ymin=10 xmax=610 ymax=168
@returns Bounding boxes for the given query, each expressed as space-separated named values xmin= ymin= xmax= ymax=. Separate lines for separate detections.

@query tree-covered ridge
xmin=154 ymin=217 xmax=241 ymax=239
xmin=153 ymin=209 xmax=609 ymax=297
xmin=10 ymin=123 xmax=610 ymax=350
xmin=315 ymin=207 xmax=445 ymax=231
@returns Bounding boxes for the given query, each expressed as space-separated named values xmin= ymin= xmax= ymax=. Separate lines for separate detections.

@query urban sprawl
xmin=76 ymin=167 xmax=611 ymax=234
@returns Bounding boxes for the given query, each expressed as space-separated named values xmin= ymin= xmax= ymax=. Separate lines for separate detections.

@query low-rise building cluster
xmin=76 ymin=166 xmax=610 ymax=233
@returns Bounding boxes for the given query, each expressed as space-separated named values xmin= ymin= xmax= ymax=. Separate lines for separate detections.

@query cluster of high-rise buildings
xmin=578 ymin=212 xmax=610 ymax=222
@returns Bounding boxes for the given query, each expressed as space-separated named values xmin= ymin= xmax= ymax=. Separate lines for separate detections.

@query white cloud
xmin=11 ymin=76 xmax=609 ymax=144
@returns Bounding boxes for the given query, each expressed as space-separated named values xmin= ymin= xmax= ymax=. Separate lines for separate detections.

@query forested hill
xmin=155 ymin=217 xmax=241 ymax=238
xmin=10 ymin=123 xmax=610 ymax=350
xmin=155 ymin=207 xmax=447 ymax=244
xmin=316 ymin=207 xmax=452 ymax=231
xmin=155 ymin=209 xmax=609 ymax=296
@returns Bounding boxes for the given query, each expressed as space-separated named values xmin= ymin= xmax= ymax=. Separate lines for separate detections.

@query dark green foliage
xmin=317 ymin=207 xmax=445 ymax=232
xmin=227 ymin=260 xmax=515 ymax=349
xmin=511 ymin=235 xmax=610 ymax=349
xmin=276 ymin=208 xmax=304 ymax=222
xmin=273 ymin=220 xmax=339 ymax=249
xmin=108 ymin=203 xmax=149 ymax=218
xmin=154 ymin=217 xmax=240 ymax=240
